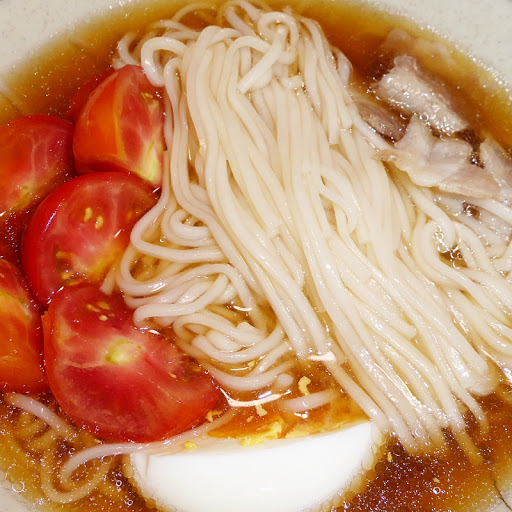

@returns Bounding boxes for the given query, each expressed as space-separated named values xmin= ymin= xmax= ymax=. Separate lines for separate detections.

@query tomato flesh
xmin=68 ymin=69 xmax=114 ymax=122
xmin=22 ymin=172 xmax=157 ymax=305
xmin=0 ymin=115 xmax=74 ymax=262
xmin=43 ymin=285 xmax=220 ymax=442
xmin=0 ymin=259 xmax=47 ymax=392
xmin=73 ymin=65 xmax=164 ymax=186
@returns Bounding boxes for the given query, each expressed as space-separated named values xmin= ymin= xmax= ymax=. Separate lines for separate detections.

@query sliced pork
xmin=380 ymin=116 xmax=499 ymax=198
xmin=374 ymin=55 xmax=468 ymax=135
xmin=479 ymin=138 xmax=512 ymax=199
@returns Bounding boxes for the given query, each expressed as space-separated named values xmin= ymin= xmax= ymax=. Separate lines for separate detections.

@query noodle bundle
xmin=104 ymin=0 xmax=512 ymax=461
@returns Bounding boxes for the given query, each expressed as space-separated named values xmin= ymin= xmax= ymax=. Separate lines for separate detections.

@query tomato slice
xmin=0 ymin=115 xmax=74 ymax=262
xmin=0 ymin=259 xmax=47 ymax=392
xmin=73 ymin=65 xmax=164 ymax=186
xmin=67 ymin=70 xmax=114 ymax=122
xmin=22 ymin=172 xmax=157 ymax=305
xmin=43 ymin=285 xmax=220 ymax=442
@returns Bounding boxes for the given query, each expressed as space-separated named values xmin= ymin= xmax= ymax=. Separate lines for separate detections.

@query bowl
xmin=0 ymin=0 xmax=511 ymax=511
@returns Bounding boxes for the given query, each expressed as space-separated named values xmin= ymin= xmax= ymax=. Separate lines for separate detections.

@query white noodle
xmin=102 ymin=0 xmax=512 ymax=457
xmin=5 ymin=393 xmax=75 ymax=438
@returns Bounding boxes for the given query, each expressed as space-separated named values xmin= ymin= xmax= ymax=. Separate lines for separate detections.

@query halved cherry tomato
xmin=0 ymin=115 xmax=74 ymax=261
xmin=22 ymin=172 xmax=157 ymax=305
xmin=0 ymin=259 xmax=47 ymax=392
xmin=73 ymin=65 xmax=164 ymax=186
xmin=43 ymin=285 xmax=220 ymax=442
xmin=68 ymin=69 xmax=113 ymax=123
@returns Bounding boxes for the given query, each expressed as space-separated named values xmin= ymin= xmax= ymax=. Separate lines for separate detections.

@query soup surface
xmin=1 ymin=1 xmax=512 ymax=512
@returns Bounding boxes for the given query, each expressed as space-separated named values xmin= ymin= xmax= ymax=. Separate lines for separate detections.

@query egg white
xmin=130 ymin=420 xmax=381 ymax=512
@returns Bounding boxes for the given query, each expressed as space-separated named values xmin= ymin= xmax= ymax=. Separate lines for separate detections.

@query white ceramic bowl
xmin=0 ymin=1 xmax=511 ymax=511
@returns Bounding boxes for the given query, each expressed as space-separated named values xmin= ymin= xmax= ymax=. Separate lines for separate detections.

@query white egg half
xmin=130 ymin=420 xmax=380 ymax=512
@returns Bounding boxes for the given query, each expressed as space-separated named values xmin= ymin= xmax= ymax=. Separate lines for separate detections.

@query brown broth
xmin=2 ymin=1 xmax=512 ymax=511
xmin=0 ymin=395 xmax=151 ymax=512
xmin=345 ymin=392 xmax=512 ymax=512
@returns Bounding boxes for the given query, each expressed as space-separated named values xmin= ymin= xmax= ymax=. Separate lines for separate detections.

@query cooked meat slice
xmin=374 ymin=55 xmax=468 ymax=135
xmin=380 ymin=116 xmax=499 ymax=198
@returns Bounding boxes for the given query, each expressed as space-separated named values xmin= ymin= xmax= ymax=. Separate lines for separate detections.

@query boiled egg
xmin=130 ymin=420 xmax=381 ymax=512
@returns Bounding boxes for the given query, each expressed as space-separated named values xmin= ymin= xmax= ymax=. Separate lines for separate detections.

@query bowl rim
xmin=0 ymin=0 xmax=511 ymax=86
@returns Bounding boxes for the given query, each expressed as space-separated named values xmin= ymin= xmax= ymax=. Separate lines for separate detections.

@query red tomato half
xmin=0 ymin=259 xmax=47 ymax=392
xmin=22 ymin=172 xmax=157 ymax=304
xmin=43 ymin=285 xmax=220 ymax=442
xmin=0 ymin=115 xmax=74 ymax=261
xmin=73 ymin=65 xmax=164 ymax=186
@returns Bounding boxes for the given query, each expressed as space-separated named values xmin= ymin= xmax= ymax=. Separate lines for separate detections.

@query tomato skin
xmin=22 ymin=172 xmax=157 ymax=305
xmin=0 ymin=259 xmax=47 ymax=392
xmin=0 ymin=115 xmax=74 ymax=262
xmin=73 ymin=65 xmax=164 ymax=186
xmin=67 ymin=70 xmax=114 ymax=122
xmin=43 ymin=285 xmax=220 ymax=442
